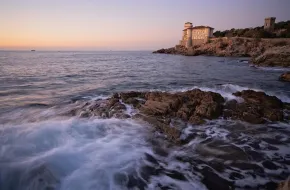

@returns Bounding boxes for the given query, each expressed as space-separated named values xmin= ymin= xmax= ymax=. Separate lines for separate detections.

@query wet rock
xmin=188 ymin=115 xmax=205 ymax=125
xmin=201 ymin=167 xmax=234 ymax=190
xmin=176 ymin=106 xmax=192 ymax=120
xmin=73 ymin=89 xmax=288 ymax=145
xmin=262 ymin=181 xmax=278 ymax=190
xmin=152 ymin=47 xmax=178 ymax=54
xmin=123 ymin=98 xmax=141 ymax=108
xmin=133 ymin=114 xmax=181 ymax=143
xmin=279 ymin=72 xmax=290 ymax=82
xmin=231 ymin=162 xmax=264 ymax=173
xmin=229 ymin=172 xmax=245 ymax=180
xmin=140 ymin=100 xmax=171 ymax=116
xmin=224 ymin=99 xmax=238 ymax=110
xmin=262 ymin=160 xmax=279 ymax=170
xmin=195 ymin=102 xmax=223 ymax=119
xmin=228 ymin=90 xmax=285 ymax=123
xmin=108 ymin=97 xmax=119 ymax=107
xmin=127 ymin=172 xmax=147 ymax=189
xmin=242 ymin=112 xmax=265 ymax=124
xmin=144 ymin=153 xmax=159 ymax=165
xmin=233 ymin=90 xmax=283 ymax=109
xmin=111 ymin=102 xmax=126 ymax=111
xmin=196 ymin=140 xmax=249 ymax=161
xmin=120 ymin=91 xmax=145 ymax=101
xmin=164 ymin=170 xmax=187 ymax=181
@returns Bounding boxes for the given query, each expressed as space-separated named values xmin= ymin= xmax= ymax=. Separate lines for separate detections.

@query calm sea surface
xmin=0 ymin=51 xmax=290 ymax=190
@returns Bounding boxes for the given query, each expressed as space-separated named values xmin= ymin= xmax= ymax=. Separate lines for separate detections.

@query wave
xmin=255 ymin=66 xmax=290 ymax=72
xmin=168 ymin=84 xmax=290 ymax=103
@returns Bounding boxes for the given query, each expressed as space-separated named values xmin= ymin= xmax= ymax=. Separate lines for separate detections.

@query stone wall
xmin=192 ymin=28 xmax=208 ymax=40
xmin=191 ymin=28 xmax=212 ymax=45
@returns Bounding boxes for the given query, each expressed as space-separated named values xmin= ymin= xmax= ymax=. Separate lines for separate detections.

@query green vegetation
xmin=214 ymin=20 xmax=290 ymax=38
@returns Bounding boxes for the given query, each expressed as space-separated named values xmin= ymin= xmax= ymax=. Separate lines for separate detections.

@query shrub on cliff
xmin=214 ymin=20 xmax=290 ymax=39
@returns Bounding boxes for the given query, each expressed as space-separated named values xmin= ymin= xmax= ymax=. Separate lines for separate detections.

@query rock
xmin=252 ymin=46 xmax=290 ymax=67
xmin=224 ymin=99 xmax=238 ymax=110
xmin=108 ymin=97 xmax=120 ymax=107
xmin=262 ymin=160 xmax=279 ymax=170
xmin=279 ymin=72 xmax=290 ymax=82
xmin=176 ymin=106 xmax=192 ymax=120
xmin=233 ymin=90 xmax=283 ymax=109
xmin=133 ymin=114 xmax=181 ymax=143
xmin=153 ymin=47 xmax=178 ymax=54
xmin=145 ymin=92 xmax=182 ymax=111
xmin=71 ymin=89 xmax=288 ymax=144
xmin=195 ymin=102 xmax=223 ymax=119
xmin=201 ymin=167 xmax=234 ymax=190
xmin=196 ymin=140 xmax=249 ymax=161
xmin=140 ymin=100 xmax=171 ymax=116
xmin=277 ymin=177 xmax=290 ymax=190
xmin=120 ymin=91 xmax=145 ymax=101
xmin=229 ymin=90 xmax=285 ymax=123
xmin=242 ymin=112 xmax=265 ymax=124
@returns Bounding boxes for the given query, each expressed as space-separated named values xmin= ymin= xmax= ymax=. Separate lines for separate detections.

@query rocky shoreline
xmin=153 ymin=37 xmax=290 ymax=67
xmin=67 ymin=89 xmax=290 ymax=189
xmin=70 ymin=89 xmax=290 ymax=143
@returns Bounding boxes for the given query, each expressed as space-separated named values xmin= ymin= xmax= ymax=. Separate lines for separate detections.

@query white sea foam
xmin=256 ymin=66 xmax=290 ymax=71
xmin=0 ymin=118 xmax=151 ymax=190
xmin=167 ymin=83 xmax=290 ymax=103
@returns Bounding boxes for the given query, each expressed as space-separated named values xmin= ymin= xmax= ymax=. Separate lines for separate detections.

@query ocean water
xmin=0 ymin=51 xmax=290 ymax=190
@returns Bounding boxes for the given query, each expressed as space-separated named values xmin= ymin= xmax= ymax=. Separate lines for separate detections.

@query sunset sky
xmin=1 ymin=0 xmax=290 ymax=50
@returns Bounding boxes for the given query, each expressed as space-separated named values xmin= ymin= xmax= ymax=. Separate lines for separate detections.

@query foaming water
xmin=169 ymin=83 xmax=290 ymax=103
xmin=0 ymin=118 xmax=150 ymax=190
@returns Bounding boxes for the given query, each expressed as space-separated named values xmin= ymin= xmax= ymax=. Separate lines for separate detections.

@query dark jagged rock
xmin=230 ymin=90 xmax=284 ymax=124
xmin=201 ymin=166 xmax=234 ymax=190
xmin=69 ymin=89 xmax=289 ymax=142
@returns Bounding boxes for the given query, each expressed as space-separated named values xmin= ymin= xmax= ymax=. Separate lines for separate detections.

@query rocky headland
xmin=153 ymin=37 xmax=290 ymax=67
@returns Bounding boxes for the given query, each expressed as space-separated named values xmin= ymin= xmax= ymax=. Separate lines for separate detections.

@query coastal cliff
xmin=153 ymin=37 xmax=290 ymax=67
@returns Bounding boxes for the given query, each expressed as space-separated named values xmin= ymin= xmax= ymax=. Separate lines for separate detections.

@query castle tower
xmin=184 ymin=22 xmax=193 ymax=30
xmin=184 ymin=22 xmax=193 ymax=48
xmin=264 ymin=17 xmax=276 ymax=31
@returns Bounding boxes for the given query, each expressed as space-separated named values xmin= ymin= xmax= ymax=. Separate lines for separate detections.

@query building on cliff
xmin=264 ymin=17 xmax=276 ymax=31
xmin=179 ymin=22 xmax=214 ymax=48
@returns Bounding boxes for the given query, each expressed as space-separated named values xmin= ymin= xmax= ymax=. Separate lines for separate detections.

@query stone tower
xmin=264 ymin=17 xmax=276 ymax=31
xmin=184 ymin=22 xmax=193 ymax=47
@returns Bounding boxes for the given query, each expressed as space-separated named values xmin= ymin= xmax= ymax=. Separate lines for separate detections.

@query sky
xmin=1 ymin=0 xmax=290 ymax=51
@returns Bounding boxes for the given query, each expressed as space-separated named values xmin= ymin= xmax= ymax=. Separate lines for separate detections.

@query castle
xmin=179 ymin=18 xmax=276 ymax=48
xmin=179 ymin=22 xmax=214 ymax=48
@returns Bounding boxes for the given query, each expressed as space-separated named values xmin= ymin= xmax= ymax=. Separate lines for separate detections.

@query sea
xmin=0 ymin=51 xmax=290 ymax=190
